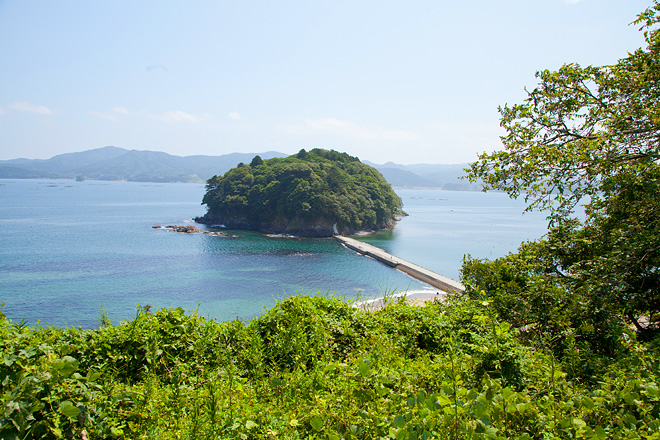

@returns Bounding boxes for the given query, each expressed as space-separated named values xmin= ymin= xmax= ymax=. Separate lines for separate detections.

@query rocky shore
xmin=194 ymin=214 xmax=396 ymax=238
xmin=152 ymin=225 xmax=238 ymax=238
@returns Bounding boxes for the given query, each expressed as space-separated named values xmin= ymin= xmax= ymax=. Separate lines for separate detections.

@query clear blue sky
xmin=0 ymin=0 xmax=651 ymax=164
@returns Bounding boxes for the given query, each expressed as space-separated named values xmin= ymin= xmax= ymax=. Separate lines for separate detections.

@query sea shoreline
xmin=354 ymin=289 xmax=445 ymax=310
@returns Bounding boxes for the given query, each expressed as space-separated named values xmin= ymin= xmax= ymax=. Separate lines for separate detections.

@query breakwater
xmin=334 ymin=236 xmax=465 ymax=293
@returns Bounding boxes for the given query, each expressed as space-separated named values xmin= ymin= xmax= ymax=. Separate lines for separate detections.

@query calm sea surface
xmin=0 ymin=179 xmax=548 ymax=328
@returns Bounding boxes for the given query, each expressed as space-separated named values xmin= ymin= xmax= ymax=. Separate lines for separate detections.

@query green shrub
xmin=1 ymin=296 xmax=658 ymax=439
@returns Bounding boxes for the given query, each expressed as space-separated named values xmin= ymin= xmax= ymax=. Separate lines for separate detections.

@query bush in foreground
xmin=1 ymin=295 xmax=659 ymax=439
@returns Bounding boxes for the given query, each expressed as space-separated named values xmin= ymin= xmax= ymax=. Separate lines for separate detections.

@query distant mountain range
xmin=0 ymin=146 xmax=285 ymax=183
xmin=363 ymin=161 xmax=479 ymax=191
xmin=0 ymin=146 xmax=480 ymax=189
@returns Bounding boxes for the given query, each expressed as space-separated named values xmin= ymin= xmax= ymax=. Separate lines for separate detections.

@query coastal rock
xmin=152 ymin=225 xmax=238 ymax=238
xmin=157 ymin=225 xmax=202 ymax=233
xmin=194 ymin=212 xmax=399 ymax=238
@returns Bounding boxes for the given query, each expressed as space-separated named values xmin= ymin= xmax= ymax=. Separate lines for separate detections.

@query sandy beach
xmin=354 ymin=289 xmax=445 ymax=310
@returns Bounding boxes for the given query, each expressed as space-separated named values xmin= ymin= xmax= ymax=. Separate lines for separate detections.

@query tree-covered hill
xmin=197 ymin=149 xmax=403 ymax=237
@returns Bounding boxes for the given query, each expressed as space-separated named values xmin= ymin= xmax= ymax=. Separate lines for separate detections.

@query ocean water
xmin=357 ymin=189 xmax=549 ymax=277
xmin=0 ymin=179 xmax=548 ymax=328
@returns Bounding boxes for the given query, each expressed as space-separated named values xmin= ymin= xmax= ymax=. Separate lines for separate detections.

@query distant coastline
xmin=0 ymin=146 xmax=480 ymax=190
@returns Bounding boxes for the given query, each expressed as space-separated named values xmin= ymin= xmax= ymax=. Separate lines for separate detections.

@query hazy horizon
xmin=0 ymin=145 xmax=472 ymax=167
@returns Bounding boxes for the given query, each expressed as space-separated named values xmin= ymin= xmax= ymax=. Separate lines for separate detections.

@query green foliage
xmin=465 ymin=2 xmax=660 ymax=336
xmin=200 ymin=148 xmax=402 ymax=236
xmin=249 ymin=155 xmax=264 ymax=167
xmin=461 ymin=246 xmax=629 ymax=371
xmin=555 ymin=165 xmax=660 ymax=335
xmin=252 ymin=296 xmax=367 ymax=371
xmin=467 ymin=0 xmax=660 ymax=221
xmin=2 ymin=296 xmax=659 ymax=439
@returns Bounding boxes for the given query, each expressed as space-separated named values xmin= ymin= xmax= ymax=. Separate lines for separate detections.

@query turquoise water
xmin=0 ymin=179 xmax=548 ymax=328
xmin=356 ymin=189 xmax=549 ymax=277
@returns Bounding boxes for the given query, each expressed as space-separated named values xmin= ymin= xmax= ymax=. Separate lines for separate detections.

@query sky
xmin=0 ymin=0 xmax=652 ymax=165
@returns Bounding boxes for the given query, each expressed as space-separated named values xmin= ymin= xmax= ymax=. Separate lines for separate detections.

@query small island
xmin=195 ymin=149 xmax=403 ymax=237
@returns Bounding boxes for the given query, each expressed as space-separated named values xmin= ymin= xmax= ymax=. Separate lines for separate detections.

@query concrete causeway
xmin=334 ymin=235 xmax=465 ymax=293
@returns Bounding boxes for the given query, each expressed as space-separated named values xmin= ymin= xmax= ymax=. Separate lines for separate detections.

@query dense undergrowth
xmin=2 ymin=294 xmax=658 ymax=439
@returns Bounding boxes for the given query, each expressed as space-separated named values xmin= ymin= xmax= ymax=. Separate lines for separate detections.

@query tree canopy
xmin=468 ymin=2 xmax=660 ymax=222
xmin=199 ymin=149 xmax=402 ymax=237
xmin=464 ymin=2 xmax=660 ymax=339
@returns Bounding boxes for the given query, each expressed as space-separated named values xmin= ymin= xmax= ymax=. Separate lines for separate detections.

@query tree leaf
xmin=310 ymin=415 xmax=323 ymax=431
xmin=59 ymin=401 xmax=80 ymax=420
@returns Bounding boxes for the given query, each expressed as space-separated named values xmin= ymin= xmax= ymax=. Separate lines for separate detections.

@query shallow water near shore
xmin=0 ymin=179 xmax=548 ymax=328
xmin=356 ymin=188 xmax=549 ymax=277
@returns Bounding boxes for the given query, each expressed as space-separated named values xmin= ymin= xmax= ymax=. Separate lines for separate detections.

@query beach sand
xmin=354 ymin=289 xmax=445 ymax=311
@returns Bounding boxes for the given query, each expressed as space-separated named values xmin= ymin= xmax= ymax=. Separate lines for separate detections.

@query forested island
xmin=196 ymin=149 xmax=403 ymax=237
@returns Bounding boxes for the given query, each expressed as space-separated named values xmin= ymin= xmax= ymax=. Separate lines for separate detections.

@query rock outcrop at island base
xmin=152 ymin=225 xmax=238 ymax=237
xmin=194 ymin=214 xmax=388 ymax=238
